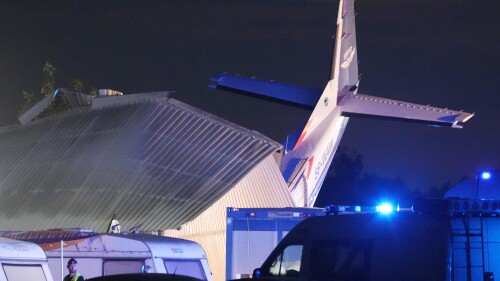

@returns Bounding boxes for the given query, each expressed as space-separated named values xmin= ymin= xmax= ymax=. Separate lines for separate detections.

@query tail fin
xmin=333 ymin=0 xmax=359 ymax=85
xmin=209 ymin=0 xmax=361 ymax=207
xmin=208 ymin=0 xmax=473 ymax=208
xmin=294 ymin=0 xmax=358 ymax=150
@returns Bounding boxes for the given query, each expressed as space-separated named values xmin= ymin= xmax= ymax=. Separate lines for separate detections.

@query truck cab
xmin=251 ymin=211 xmax=451 ymax=281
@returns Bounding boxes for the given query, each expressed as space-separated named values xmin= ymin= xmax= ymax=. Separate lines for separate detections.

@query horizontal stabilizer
xmin=209 ymin=74 xmax=322 ymax=109
xmin=340 ymin=94 xmax=474 ymax=128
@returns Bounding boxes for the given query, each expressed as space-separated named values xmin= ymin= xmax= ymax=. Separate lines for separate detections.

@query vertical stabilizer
xmin=281 ymin=0 xmax=359 ymax=207
xmin=293 ymin=0 xmax=358 ymax=151
xmin=332 ymin=0 xmax=359 ymax=87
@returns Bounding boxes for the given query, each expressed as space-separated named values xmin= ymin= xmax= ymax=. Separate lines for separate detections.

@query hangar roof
xmin=0 ymin=91 xmax=282 ymax=232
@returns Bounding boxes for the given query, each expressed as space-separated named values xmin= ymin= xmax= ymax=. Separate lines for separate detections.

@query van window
xmin=309 ymin=240 xmax=371 ymax=281
xmin=267 ymin=244 xmax=303 ymax=278
xmin=164 ymin=259 xmax=207 ymax=280
xmin=103 ymin=260 xmax=144 ymax=275
xmin=3 ymin=264 xmax=47 ymax=281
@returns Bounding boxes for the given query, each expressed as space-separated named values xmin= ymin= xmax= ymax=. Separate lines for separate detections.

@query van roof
xmin=0 ymin=237 xmax=47 ymax=260
xmin=285 ymin=212 xmax=450 ymax=241
xmin=1 ymin=231 xmax=207 ymax=259
xmin=108 ymin=234 xmax=207 ymax=257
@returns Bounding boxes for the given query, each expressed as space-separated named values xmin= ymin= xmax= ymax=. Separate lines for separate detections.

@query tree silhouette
xmin=41 ymin=62 xmax=56 ymax=98
xmin=19 ymin=62 xmax=97 ymax=119
xmin=314 ymin=146 xmax=439 ymax=208
xmin=70 ymin=79 xmax=84 ymax=93
xmin=315 ymin=146 xmax=364 ymax=207
xmin=18 ymin=91 xmax=36 ymax=113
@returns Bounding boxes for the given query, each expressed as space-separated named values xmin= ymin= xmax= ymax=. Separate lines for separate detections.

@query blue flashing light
xmin=376 ymin=203 xmax=394 ymax=214
xmin=481 ymin=171 xmax=492 ymax=180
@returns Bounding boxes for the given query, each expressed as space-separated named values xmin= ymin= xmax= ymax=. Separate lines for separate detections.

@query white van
xmin=0 ymin=237 xmax=54 ymax=281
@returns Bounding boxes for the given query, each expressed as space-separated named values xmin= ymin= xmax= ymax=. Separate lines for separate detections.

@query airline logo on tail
xmin=341 ymin=47 xmax=356 ymax=69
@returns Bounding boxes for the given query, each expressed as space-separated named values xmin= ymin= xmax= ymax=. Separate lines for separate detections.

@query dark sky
xmin=1 ymin=0 xmax=499 ymax=195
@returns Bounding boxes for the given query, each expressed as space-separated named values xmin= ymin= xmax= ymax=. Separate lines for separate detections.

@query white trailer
xmin=0 ymin=231 xmax=211 ymax=281
xmin=46 ymin=233 xmax=211 ymax=281
xmin=0 ymin=237 xmax=54 ymax=281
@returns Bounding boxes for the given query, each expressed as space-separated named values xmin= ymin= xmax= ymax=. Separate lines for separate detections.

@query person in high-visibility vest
xmin=64 ymin=258 xmax=84 ymax=281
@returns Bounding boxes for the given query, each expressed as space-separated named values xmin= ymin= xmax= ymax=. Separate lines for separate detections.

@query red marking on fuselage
xmin=306 ymin=156 xmax=314 ymax=180
xmin=293 ymin=119 xmax=313 ymax=150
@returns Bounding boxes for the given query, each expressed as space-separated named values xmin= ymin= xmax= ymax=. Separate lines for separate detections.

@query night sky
xmin=1 ymin=0 xmax=499 ymax=197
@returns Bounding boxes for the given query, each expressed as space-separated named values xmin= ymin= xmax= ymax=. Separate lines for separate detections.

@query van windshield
xmin=3 ymin=264 xmax=47 ymax=281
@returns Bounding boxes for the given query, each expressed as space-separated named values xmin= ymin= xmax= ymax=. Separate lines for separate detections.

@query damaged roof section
xmin=0 ymin=91 xmax=281 ymax=232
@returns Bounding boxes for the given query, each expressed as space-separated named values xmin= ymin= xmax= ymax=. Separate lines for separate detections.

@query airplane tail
xmin=209 ymin=0 xmax=359 ymax=207
xmin=293 ymin=0 xmax=358 ymax=150
xmin=277 ymin=0 xmax=360 ymax=207
xmin=209 ymin=0 xmax=473 ymax=208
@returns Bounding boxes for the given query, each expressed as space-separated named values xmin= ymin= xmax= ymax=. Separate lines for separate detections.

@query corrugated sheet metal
xmin=290 ymin=176 xmax=307 ymax=207
xmin=0 ymin=229 xmax=96 ymax=245
xmin=0 ymin=92 xmax=282 ymax=232
xmin=59 ymin=89 xmax=93 ymax=108
xmin=164 ymin=154 xmax=295 ymax=281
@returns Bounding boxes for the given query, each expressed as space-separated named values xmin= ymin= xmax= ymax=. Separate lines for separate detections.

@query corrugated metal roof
xmin=0 ymin=92 xmax=282 ymax=232
xmin=0 ymin=229 xmax=96 ymax=245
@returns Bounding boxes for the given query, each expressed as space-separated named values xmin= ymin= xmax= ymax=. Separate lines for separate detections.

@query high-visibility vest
xmin=70 ymin=273 xmax=81 ymax=281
